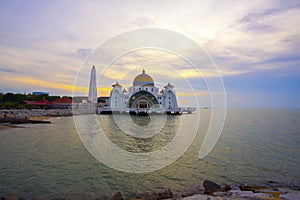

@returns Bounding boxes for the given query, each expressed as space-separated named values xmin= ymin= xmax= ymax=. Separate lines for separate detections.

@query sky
xmin=0 ymin=0 xmax=300 ymax=108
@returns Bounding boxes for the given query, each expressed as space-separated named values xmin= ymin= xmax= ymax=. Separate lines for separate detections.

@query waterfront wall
xmin=2 ymin=109 xmax=73 ymax=118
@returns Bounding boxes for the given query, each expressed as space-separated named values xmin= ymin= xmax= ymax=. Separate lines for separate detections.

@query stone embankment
xmin=110 ymin=180 xmax=300 ymax=200
xmin=0 ymin=180 xmax=299 ymax=199
xmin=0 ymin=109 xmax=73 ymax=119
xmin=0 ymin=109 xmax=73 ymax=125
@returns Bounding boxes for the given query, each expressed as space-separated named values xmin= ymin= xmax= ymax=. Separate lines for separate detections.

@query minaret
xmin=88 ymin=65 xmax=97 ymax=103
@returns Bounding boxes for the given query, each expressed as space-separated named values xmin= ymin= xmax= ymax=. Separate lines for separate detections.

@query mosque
xmin=97 ymin=68 xmax=181 ymax=115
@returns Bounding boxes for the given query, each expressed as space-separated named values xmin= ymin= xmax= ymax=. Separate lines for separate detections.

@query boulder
xmin=280 ymin=192 xmax=300 ymax=200
xmin=157 ymin=189 xmax=173 ymax=199
xmin=110 ymin=191 xmax=124 ymax=200
xmin=231 ymin=185 xmax=241 ymax=191
xmin=203 ymin=180 xmax=221 ymax=191
xmin=224 ymin=185 xmax=231 ymax=191
xmin=229 ymin=190 xmax=254 ymax=198
xmin=212 ymin=191 xmax=227 ymax=197
xmin=1 ymin=194 xmax=24 ymax=200
xmin=183 ymin=194 xmax=211 ymax=200
xmin=253 ymin=192 xmax=272 ymax=199
xmin=239 ymin=185 xmax=267 ymax=192
xmin=128 ymin=189 xmax=172 ymax=200
xmin=257 ymin=190 xmax=281 ymax=198
xmin=278 ymin=188 xmax=297 ymax=194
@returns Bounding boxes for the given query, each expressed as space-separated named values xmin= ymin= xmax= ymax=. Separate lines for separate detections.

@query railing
xmin=179 ymin=107 xmax=197 ymax=113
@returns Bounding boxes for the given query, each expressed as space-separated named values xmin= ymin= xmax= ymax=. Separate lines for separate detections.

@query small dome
xmin=133 ymin=69 xmax=154 ymax=86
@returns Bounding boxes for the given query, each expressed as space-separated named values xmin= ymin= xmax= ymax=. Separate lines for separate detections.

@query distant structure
xmin=32 ymin=92 xmax=49 ymax=96
xmin=100 ymin=69 xmax=181 ymax=115
xmin=88 ymin=66 xmax=97 ymax=103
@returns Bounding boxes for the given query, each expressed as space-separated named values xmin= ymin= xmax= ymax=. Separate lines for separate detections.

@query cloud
xmin=176 ymin=91 xmax=208 ymax=97
xmin=76 ymin=48 xmax=92 ymax=59
xmin=0 ymin=68 xmax=17 ymax=73
xmin=2 ymin=75 xmax=111 ymax=96
xmin=132 ymin=17 xmax=154 ymax=27
xmin=204 ymin=2 xmax=300 ymax=67
xmin=0 ymin=0 xmax=299 ymax=102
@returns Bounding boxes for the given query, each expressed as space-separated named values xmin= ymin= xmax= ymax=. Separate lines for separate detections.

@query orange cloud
xmin=176 ymin=91 xmax=208 ymax=97
xmin=4 ymin=76 xmax=111 ymax=96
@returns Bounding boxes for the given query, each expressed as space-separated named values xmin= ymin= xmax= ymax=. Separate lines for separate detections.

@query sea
xmin=0 ymin=110 xmax=299 ymax=199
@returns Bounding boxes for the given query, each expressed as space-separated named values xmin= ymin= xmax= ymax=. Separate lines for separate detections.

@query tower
xmin=88 ymin=65 xmax=97 ymax=103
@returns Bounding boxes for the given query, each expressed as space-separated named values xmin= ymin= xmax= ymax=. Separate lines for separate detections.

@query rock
xmin=239 ymin=185 xmax=267 ymax=192
xmin=157 ymin=189 xmax=173 ymax=199
xmin=110 ymin=191 xmax=124 ymax=200
xmin=288 ymin=183 xmax=300 ymax=190
xmin=1 ymin=194 xmax=24 ymax=200
xmin=229 ymin=190 xmax=254 ymax=198
xmin=231 ymin=185 xmax=240 ymax=191
xmin=280 ymin=192 xmax=300 ymax=200
xmin=224 ymin=185 xmax=231 ymax=191
xmin=268 ymin=180 xmax=278 ymax=184
xmin=212 ymin=191 xmax=227 ymax=197
xmin=128 ymin=189 xmax=172 ymax=200
xmin=277 ymin=188 xmax=296 ymax=194
xmin=259 ymin=190 xmax=281 ymax=198
xmin=253 ymin=192 xmax=272 ymax=198
xmin=182 ymin=194 xmax=211 ymax=200
xmin=179 ymin=185 xmax=205 ymax=198
xmin=203 ymin=180 xmax=221 ymax=193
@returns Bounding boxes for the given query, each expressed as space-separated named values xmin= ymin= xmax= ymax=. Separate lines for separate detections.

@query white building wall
xmin=110 ymin=87 xmax=124 ymax=111
xmin=108 ymin=84 xmax=178 ymax=112
xmin=164 ymin=89 xmax=178 ymax=110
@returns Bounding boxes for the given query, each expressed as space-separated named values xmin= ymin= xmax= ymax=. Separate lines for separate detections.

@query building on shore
xmin=32 ymin=92 xmax=49 ymax=96
xmin=100 ymin=69 xmax=180 ymax=115
xmin=52 ymin=97 xmax=74 ymax=109
xmin=23 ymin=97 xmax=74 ymax=109
xmin=24 ymin=97 xmax=54 ymax=109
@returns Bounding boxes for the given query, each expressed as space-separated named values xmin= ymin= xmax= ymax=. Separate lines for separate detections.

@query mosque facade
xmin=101 ymin=69 xmax=180 ymax=115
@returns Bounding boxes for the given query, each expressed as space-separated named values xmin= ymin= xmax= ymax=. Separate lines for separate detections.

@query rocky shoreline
xmin=3 ymin=109 xmax=73 ymax=118
xmin=1 ymin=180 xmax=299 ymax=200
xmin=0 ymin=109 xmax=73 ymax=129
xmin=113 ymin=180 xmax=299 ymax=200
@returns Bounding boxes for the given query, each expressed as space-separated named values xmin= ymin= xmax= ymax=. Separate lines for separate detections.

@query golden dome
xmin=133 ymin=69 xmax=154 ymax=86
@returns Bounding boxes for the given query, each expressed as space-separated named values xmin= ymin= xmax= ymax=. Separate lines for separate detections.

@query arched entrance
xmin=128 ymin=91 xmax=159 ymax=111
xmin=132 ymin=97 xmax=153 ymax=109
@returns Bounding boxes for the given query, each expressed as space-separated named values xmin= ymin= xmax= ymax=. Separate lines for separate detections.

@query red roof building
xmin=24 ymin=97 xmax=54 ymax=106
xmin=52 ymin=97 xmax=74 ymax=104
xmin=24 ymin=97 xmax=74 ymax=108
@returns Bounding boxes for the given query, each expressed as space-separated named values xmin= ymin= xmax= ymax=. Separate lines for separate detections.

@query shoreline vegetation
xmin=1 ymin=180 xmax=299 ymax=200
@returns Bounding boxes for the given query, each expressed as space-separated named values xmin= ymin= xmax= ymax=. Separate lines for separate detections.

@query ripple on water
xmin=0 ymin=110 xmax=299 ymax=198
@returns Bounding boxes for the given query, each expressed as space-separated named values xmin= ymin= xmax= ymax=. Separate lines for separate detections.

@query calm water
xmin=0 ymin=110 xmax=299 ymax=199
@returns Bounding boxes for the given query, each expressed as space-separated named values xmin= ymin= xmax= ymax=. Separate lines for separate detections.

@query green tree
xmin=98 ymin=97 xmax=106 ymax=103
xmin=2 ymin=101 xmax=19 ymax=108
xmin=0 ymin=93 xmax=3 ymax=103
xmin=3 ymin=93 xmax=15 ymax=103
